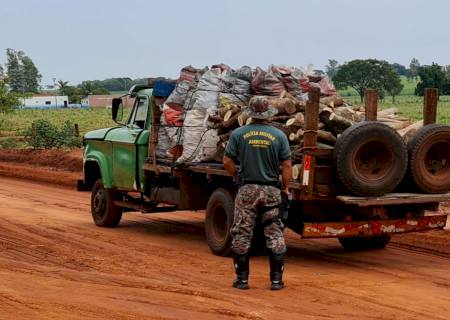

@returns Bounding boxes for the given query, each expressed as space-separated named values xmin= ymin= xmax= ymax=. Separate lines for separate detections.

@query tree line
xmin=0 ymin=48 xmax=147 ymax=105
xmin=326 ymin=58 xmax=450 ymax=102
xmin=2 ymin=48 xmax=450 ymax=113
xmin=57 ymin=77 xmax=147 ymax=103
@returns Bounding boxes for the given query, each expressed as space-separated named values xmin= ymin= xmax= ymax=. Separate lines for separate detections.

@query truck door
xmin=108 ymin=96 xmax=149 ymax=190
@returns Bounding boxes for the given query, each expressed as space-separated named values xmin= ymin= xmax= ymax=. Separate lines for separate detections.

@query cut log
xmin=219 ymin=104 xmax=240 ymax=120
xmin=379 ymin=120 xmax=411 ymax=130
xmin=334 ymin=106 xmax=363 ymax=121
xmin=267 ymin=97 xmax=298 ymax=115
xmin=292 ymin=164 xmax=302 ymax=180
xmin=397 ymin=120 xmax=423 ymax=144
xmin=377 ymin=108 xmax=399 ymax=118
xmin=320 ymin=96 xmax=344 ymax=108
xmin=270 ymin=122 xmax=298 ymax=139
xmin=286 ymin=112 xmax=305 ymax=127
xmin=238 ymin=113 xmax=250 ymax=126
xmin=317 ymin=130 xmax=337 ymax=145
xmin=269 ymin=115 xmax=292 ymax=122
xmin=320 ymin=109 xmax=354 ymax=135
xmin=207 ymin=114 xmax=223 ymax=123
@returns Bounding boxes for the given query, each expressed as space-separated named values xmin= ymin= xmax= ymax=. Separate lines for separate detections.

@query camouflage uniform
xmin=231 ymin=184 xmax=286 ymax=255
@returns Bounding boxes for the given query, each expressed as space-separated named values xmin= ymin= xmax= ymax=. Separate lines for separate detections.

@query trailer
xmin=78 ymin=84 xmax=449 ymax=255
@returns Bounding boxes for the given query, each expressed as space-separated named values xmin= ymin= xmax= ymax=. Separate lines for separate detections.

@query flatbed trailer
xmin=79 ymin=84 xmax=449 ymax=255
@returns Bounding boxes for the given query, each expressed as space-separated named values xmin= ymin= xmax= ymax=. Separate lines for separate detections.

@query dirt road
xmin=0 ymin=177 xmax=449 ymax=320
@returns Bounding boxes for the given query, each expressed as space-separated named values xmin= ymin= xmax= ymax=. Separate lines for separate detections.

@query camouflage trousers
xmin=231 ymin=184 xmax=286 ymax=255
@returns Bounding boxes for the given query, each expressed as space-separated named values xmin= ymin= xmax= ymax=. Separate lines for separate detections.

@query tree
xmin=326 ymin=59 xmax=339 ymax=79
xmin=391 ymin=63 xmax=407 ymax=76
xmin=409 ymin=58 xmax=420 ymax=81
xmin=0 ymin=79 xmax=21 ymax=113
xmin=385 ymin=69 xmax=404 ymax=103
xmin=0 ymin=64 xmax=4 ymax=78
xmin=333 ymin=59 xmax=400 ymax=103
xmin=414 ymin=63 xmax=447 ymax=97
xmin=6 ymin=49 xmax=23 ymax=92
xmin=20 ymin=54 xmax=41 ymax=92
xmin=56 ymin=80 xmax=69 ymax=94
xmin=78 ymin=81 xmax=110 ymax=96
xmin=5 ymin=48 xmax=41 ymax=93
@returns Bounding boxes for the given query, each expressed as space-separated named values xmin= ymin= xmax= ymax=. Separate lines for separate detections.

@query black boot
xmin=232 ymin=252 xmax=250 ymax=290
xmin=269 ymin=251 xmax=285 ymax=290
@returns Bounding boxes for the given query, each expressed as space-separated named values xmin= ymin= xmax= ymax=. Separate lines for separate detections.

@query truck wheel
xmin=91 ymin=179 xmax=123 ymax=227
xmin=338 ymin=235 xmax=391 ymax=250
xmin=205 ymin=188 xmax=235 ymax=256
xmin=408 ymin=124 xmax=450 ymax=193
xmin=334 ymin=121 xmax=408 ymax=196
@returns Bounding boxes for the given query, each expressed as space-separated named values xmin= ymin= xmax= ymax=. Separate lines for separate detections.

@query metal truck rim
xmin=351 ymin=140 xmax=394 ymax=182
xmin=93 ymin=189 xmax=106 ymax=216
xmin=421 ymin=140 xmax=450 ymax=182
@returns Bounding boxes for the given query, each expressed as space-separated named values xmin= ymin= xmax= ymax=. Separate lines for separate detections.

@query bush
xmin=27 ymin=119 xmax=82 ymax=149
xmin=0 ymin=137 xmax=21 ymax=149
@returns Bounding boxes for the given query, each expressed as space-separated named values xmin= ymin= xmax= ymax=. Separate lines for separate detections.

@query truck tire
xmin=338 ymin=235 xmax=391 ymax=250
xmin=334 ymin=121 xmax=408 ymax=196
xmin=205 ymin=188 xmax=235 ymax=256
xmin=408 ymin=124 xmax=450 ymax=193
xmin=91 ymin=179 xmax=123 ymax=227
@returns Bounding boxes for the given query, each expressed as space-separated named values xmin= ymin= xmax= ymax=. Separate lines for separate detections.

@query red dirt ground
xmin=0 ymin=149 xmax=449 ymax=319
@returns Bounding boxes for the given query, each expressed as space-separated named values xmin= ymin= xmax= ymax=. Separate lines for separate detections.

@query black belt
xmin=241 ymin=180 xmax=280 ymax=187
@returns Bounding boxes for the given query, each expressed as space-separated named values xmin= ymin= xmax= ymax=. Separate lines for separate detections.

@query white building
xmin=22 ymin=94 xmax=69 ymax=109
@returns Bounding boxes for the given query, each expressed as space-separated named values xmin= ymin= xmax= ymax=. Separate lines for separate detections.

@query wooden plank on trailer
xmin=188 ymin=166 xmax=230 ymax=176
xmin=302 ymin=215 xmax=447 ymax=238
xmin=336 ymin=192 xmax=450 ymax=206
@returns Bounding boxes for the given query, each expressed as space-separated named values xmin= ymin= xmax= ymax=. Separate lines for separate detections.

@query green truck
xmin=78 ymin=84 xmax=449 ymax=255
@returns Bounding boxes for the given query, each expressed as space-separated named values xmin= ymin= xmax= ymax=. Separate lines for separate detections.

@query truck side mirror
xmin=112 ymin=98 xmax=124 ymax=124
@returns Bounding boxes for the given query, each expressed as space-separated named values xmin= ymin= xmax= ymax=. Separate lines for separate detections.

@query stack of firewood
xmin=205 ymin=91 xmax=421 ymax=172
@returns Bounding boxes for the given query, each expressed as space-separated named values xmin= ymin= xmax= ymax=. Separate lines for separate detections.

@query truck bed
xmin=143 ymin=157 xmax=450 ymax=206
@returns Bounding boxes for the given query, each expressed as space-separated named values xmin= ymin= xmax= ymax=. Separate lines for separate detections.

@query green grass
xmin=339 ymin=94 xmax=450 ymax=125
xmin=337 ymin=76 xmax=450 ymax=125
xmin=0 ymin=107 xmax=131 ymax=136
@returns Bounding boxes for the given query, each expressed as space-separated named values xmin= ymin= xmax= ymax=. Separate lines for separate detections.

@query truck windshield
xmin=128 ymin=97 xmax=148 ymax=129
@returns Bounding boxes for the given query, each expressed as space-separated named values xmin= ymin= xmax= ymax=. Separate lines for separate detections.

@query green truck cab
xmin=79 ymin=85 xmax=448 ymax=256
xmin=82 ymin=87 xmax=151 ymax=193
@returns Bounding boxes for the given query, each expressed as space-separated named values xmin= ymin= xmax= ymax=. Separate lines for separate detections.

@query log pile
xmin=208 ymin=94 xmax=412 ymax=147
xmin=205 ymin=93 xmax=415 ymax=180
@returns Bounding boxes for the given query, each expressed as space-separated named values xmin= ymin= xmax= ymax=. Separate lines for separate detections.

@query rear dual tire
xmin=205 ymin=188 xmax=235 ymax=256
xmin=339 ymin=235 xmax=391 ymax=250
xmin=334 ymin=122 xmax=408 ymax=196
xmin=408 ymin=124 xmax=450 ymax=193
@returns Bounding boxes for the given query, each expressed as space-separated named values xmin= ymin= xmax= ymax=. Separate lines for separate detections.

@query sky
xmin=1 ymin=0 xmax=449 ymax=86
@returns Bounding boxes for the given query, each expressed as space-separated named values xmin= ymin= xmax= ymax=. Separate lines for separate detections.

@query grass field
xmin=0 ymin=107 xmax=131 ymax=135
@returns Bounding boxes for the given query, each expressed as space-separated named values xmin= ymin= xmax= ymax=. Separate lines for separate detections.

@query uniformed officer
xmin=223 ymin=96 xmax=292 ymax=290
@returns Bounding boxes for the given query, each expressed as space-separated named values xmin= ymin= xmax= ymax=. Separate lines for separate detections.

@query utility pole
xmin=52 ymin=78 xmax=58 ymax=108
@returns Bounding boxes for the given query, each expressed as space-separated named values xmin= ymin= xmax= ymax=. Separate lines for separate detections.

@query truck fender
xmin=84 ymin=151 xmax=113 ymax=188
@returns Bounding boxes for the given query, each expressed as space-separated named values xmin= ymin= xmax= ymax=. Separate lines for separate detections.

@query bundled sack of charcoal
xmin=157 ymin=66 xmax=207 ymax=159
xmin=176 ymin=65 xmax=252 ymax=163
